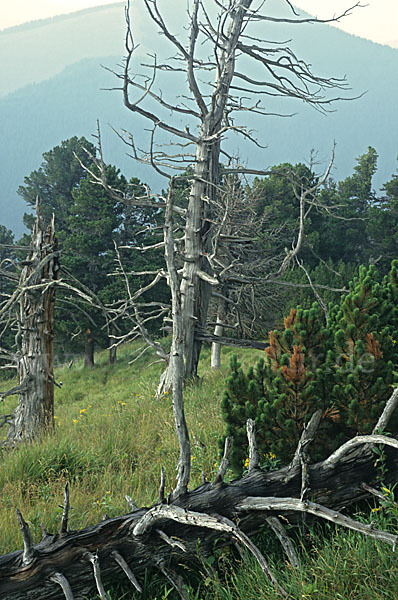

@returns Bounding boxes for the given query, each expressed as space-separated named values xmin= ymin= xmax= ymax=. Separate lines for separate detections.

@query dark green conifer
xmin=221 ymin=262 xmax=397 ymax=476
xmin=332 ymin=262 xmax=397 ymax=435
xmin=221 ymin=303 xmax=334 ymax=475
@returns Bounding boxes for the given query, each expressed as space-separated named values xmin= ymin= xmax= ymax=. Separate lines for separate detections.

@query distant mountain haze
xmin=0 ymin=2 xmax=397 ymax=236
xmin=0 ymin=4 xmax=125 ymax=98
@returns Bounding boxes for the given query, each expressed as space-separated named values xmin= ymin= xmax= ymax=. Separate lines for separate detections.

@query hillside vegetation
xmin=1 ymin=343 xmax=397 ymax=599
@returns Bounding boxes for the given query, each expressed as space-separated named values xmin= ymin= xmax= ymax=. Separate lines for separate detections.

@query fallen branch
xmin=1 ymin=417 xmax=397 ymax=599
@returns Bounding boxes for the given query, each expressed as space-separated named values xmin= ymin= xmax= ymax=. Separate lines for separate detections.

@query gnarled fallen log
xmin=1 ymin=391 xmax=397 ymax=600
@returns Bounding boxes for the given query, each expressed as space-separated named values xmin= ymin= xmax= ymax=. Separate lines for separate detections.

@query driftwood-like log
xmin=0 ymin=391 xmax=396 ymax=599
xmin=1 ymin=424 xmax=397 ymax=599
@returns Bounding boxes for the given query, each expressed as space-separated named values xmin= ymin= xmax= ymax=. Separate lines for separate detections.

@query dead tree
xmin=101 ymin=0 xmax=361 ymax=387
xmin=88 ymin=139 xmax=345 ymax=382
xmin=83 ymin=328 xmax=95 ymax=368
xmin=0 ymin=387 xmax=397 ymax=600
xmin=0 ymin=202 xmax=60 ymax=444
xmin=203 ymin=166 xmax=345 ymax=368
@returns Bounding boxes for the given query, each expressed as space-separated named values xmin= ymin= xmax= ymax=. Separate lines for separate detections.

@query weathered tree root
xmin=0 ymin=427 xmax=397 ymax=599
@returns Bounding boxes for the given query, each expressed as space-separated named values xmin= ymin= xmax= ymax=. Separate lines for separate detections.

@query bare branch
xmin=265 ymin=516 xmax=300 ymax=569
xmin=111 ymin=550 xmax=142 ymax=593
xmin=361 ymin=483 xmax=398 ymax=509
xmin=48 ymin=573 xmax=75 ymax=600
xmin=132 ymin=504 xmax=286 ymax=595
xmin=288 ymin=410 xmax=323 ymax=472
xmin=159 ymin=466 xmax=166 ymax=503
xmin=373 ymin=388 xmax=398 ymax=433
xmin=156 ymin=529 xmax=187 ymax=552
xmin=237 ymin=496 xmax=398 ymax=547
xmin=247 ymin=419 xmax=259 ymax=472
xmin=15 ymin=508 xmax=36 ymax=565
xmin=85 ymin=552 xmax=107 ymax=600
xmin=323 ymin=434 xmax=398 ymax=470
xmin=60 ymin=482 xmax=70 ymax=535
xmin=214 ymin=436 xmax=232 ymax=484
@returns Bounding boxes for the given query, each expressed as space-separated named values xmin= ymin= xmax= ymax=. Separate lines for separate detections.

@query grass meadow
xmin=0 ymin=342 xmax=397 ymax=599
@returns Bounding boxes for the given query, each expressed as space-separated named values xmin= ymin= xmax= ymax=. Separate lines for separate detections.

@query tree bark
xmin=5 ymin=204 xmax=59 ymax=445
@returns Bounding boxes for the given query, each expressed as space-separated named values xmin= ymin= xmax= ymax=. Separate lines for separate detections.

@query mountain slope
xmin=0 ymin=3 xmax=125 ymax=98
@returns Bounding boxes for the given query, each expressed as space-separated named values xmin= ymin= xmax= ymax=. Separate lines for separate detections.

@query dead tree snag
xmin=93 ymin=0 xmax=360 ymax=389
xmin=1 ymin=201 xmax=60 ymax=444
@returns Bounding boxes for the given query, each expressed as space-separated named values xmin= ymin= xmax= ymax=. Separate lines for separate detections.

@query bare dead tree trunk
xmin=5 ymin=203 xmax=59 ymax=445
xmin=110 ymin=0 xmax=353 ymax=390
xmin=211 ymin=296 xmax=227 ymax=369
xmin=108 ymin=323 xmax=117 ymax=365
xmin=84 ymin=329 xmax=95 ymax=368
xmin=163 ymin=179 xmax=191 ymax=498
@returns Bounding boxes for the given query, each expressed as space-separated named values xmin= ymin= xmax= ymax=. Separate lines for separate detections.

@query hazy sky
xmin=293 ymin=1 xmax=398 ymax=47
xmin=0 ymin=0 xmax=397 ymax=48
xmin=0 ymin=1 xmax=118 ymax=30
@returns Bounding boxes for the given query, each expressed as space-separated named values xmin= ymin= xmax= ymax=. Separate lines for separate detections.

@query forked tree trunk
xmin=5 ymin=204 xmax=59 ymax=445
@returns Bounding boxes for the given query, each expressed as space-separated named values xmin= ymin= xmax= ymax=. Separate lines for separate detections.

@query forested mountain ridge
xmin=1 ymin=2 xmax=398 ymax=235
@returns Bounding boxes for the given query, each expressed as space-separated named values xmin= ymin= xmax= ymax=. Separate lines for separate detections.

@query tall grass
xmin=0 ymin=342 xmax=397 ymax=599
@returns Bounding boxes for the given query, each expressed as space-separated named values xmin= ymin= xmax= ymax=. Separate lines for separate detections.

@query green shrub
xmin=221 ymin=262 xmax=398 ymax=476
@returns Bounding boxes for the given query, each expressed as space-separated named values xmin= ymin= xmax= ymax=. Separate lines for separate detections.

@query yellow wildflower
xmin=382 ymin=487 xmax=391 ymax=495
xmin=73 ymin=419 xmax=78 ymax=424
xmin=244 ymin=458 xmax=250 ymax=469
